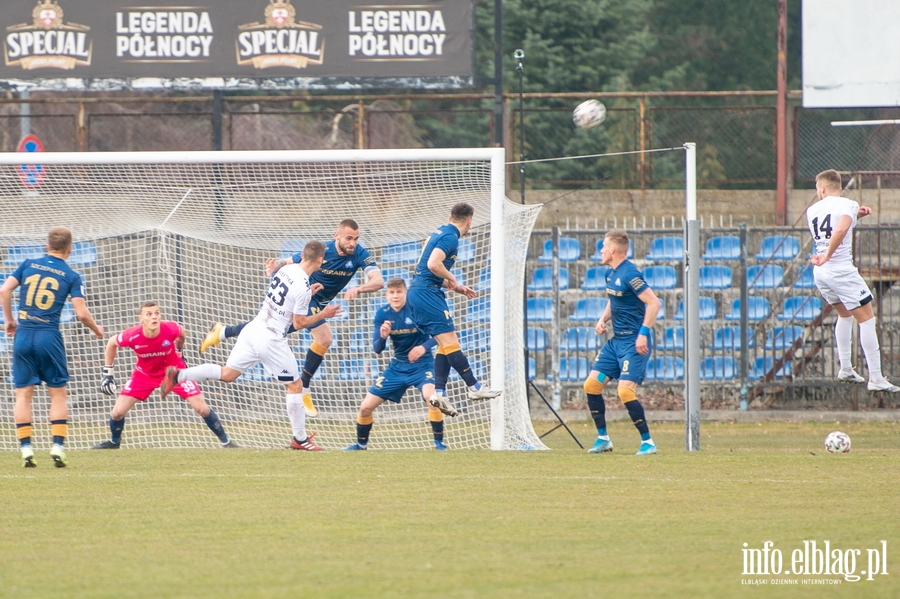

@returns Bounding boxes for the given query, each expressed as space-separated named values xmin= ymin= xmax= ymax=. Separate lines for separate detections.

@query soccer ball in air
xmin=824 ymin=431 xmax=851 ymax=453
xmin=573 ymin=99 xmax=607 ymax=129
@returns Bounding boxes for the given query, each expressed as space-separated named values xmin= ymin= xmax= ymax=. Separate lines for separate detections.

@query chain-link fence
xmin=794 ymin=105 xmax=900 ymax=187
xmin=524 ymin=223 xmax=900 ymax=411
xmin=1 ymin=91 xmax=899 ymax=191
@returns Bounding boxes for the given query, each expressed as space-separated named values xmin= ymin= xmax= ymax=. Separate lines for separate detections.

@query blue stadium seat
xmin=280 ymin=239 xmax=308 ymax=259
xmin=658 ymin=299 xmax=666 ymax=321
xmin=457 ymin=238 xmax=476 ymax=262
xmin=338 ymin=359 xmax=368 ymax=381
xmin=560 ymin=326 xmax=600 ymax=351
xmin=590 ymin=238 xmax=633 ymax=260
xmin=700 ymin=356 xmax=738 ymax=381
xmin=674 ymin=296 xmax=717 ymax=321
xmin=557 ymin=357 xmax=589 ymax=382
xmin=60 ymin=303 xmax=76 ymax=324
xmin=526 ymin=297 xmax=554 ymax=322
xmin=527 ymin=327 xmax=549 ymax=351
xmin=332 ymin=299 xmax=350 ymax=321
xmin=450 ymin=268 xmax=466 ymax=288
xmin=348 ymin=328 xmax=370 ymax=352
xmin=756 ymin=235 xmax=800 ymax=261
xmin=645 ymin=236 xmax=684 ymax=261
xmin=645 ymin=356 xmax=684 ymax=381
xmin=765 ymin=325 xmax=805 ymax=350
xmin=569 ymin=298 xmax=608 ymax=322
xmin=642 ymin=265 xmax=678 ymax=289
xmin=382 ymin=240 xmax=420 ymax=264
xmin=725 ymin=296 xmax=770 ymax=321
xmin=794 ymin=264 xmax=815 ymax=289
xmin=528 ymin=357 xmax=536 ymax=381
xmin=466 ymin=297 xmax=491 ymax=323
xmin=475 ymin=267 xmax=491 ymax=290
xmin=656 ymin=326 xmax=684 ymax=351
xmin=748 ymin=356 xmax=791 ymax=380
xmin=69 ymin=242 xmax=98 ymax=266
xmin=242 ymin=363 xmax=271 ymax=382
xmin=710 ymin=326 xmax=756 ymax=350
xmin=777 ymin=295 xmax=822 ymax=322
xmin=538 ymin=237 xmax=582 ymax=262
xmin=747 ymin=264 xmax=784 ymax=289
xmin=459 ymin=327 xmax=490 ymax=351
xmin=527 ymin=267 xmax=570 ymax=291
xmin=4 ymin=244 xmax=44 ymax=267
xmin=383 ymin=266 xmax=412 ymax=283
xmin=581 ymin=266 xmax=609 ymax=290
xmin=698 ymin=265 xmax=732 ymax=290
xmin=702 ymin=236 xmax=741 ymax=261
xmin=0 ymin=331 xmax=10 ymax=354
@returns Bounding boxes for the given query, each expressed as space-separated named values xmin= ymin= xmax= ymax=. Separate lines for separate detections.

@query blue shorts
xmin=369 ymin=359 xmax=435 ymax=403
xmin=12 ymin=328 xmax=70 ymax=388
xmin=407 ymin=286 xmax=454 ymax=336
xmin=306 ymin=298 xmax=329 ymax=330
xmin=591 ymin=334 xmax=651 ymax=385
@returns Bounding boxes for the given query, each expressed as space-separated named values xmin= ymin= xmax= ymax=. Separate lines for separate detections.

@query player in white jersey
xmin=806 ymin=169 xmax=898 ymax=393
xmin=160 ymin=241 xmax=346 ymax=448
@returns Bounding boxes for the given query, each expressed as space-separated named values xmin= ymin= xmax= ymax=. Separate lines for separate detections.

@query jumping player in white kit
xmin=806 ymin=169 xmax=898 ymax=393
xmin=161 ymin=241 xmax=344 ymax=449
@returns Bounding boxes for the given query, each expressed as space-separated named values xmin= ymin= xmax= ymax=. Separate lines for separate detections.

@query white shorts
xmin=813 ymin=263 xmax=873 ymax=311
xmin=226 ymin=320 xmax=300 ymax=383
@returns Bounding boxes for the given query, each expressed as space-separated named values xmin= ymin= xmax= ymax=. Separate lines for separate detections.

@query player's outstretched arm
xmin=345 ymin=268 xmax=384 ymax=301
xmin=72 ymin=297 xmax=104 ymax=338
xmin=595 ymin=302 xmax=612 ymax=335
xmin=0 ymin=275 xmax=19 ymax=336
xmin=292 ymin=302 xmax=344 ymax=330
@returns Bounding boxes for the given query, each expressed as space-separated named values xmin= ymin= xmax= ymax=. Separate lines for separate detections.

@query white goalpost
xmin=0 ymin=148 xmax=546 ymax=451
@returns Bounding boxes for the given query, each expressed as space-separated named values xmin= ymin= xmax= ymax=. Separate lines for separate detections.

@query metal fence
xmin=2 ymin=90 xmax=899 ymax=190
xmin=525 ymin=223 xmax=900 ymax=411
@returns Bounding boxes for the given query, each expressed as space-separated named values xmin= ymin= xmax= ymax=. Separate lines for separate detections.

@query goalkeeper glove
xmin=100 ymin=366 xmax=118 ymax=396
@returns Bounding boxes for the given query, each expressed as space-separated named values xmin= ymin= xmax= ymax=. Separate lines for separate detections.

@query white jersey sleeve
xmin=806 ymin=195 xmax=859 ymax=267
xmin=253 ymin=264 xmax=311 ymax=336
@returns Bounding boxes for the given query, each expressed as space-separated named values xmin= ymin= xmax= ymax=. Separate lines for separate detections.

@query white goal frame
xmin=0 ymin=148 xmax=543 ymax=451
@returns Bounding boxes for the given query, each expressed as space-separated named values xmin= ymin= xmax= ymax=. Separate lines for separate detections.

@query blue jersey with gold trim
xmin=605 ymin=260 xmax=648 ymax=335
xmin=372 ymin=303 xmax=434 ymax=365
xmin=292 ymin=240 xmax=376 ymax=303
xmin=11 ymin=255 xmax=84 ymax=330
xmin=410 ymin=223 xmax=459 ymax=289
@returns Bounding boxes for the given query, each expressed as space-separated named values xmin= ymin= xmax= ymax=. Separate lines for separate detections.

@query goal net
xmin=0 ymin=149 xmax=546 ymax=451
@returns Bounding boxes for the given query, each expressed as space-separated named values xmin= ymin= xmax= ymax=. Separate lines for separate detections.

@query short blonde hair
xmin=816 ymin=169 xmax=842 ymax=192
xmin=47 ymin=227 xmax=72 ymax=252
xmin=604 ymin=230 xmax=630 ymax=254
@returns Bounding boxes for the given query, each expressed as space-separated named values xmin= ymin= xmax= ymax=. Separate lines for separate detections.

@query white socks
xmin=286 ymin=393 xmax=306 ymax=441
xmin=859 ymin=317 xmax=883 ymax=381
xmin=178 ymin=363 xmax=222 ymax=382
xmin=834 ymin=315 xmax=854 ymax=371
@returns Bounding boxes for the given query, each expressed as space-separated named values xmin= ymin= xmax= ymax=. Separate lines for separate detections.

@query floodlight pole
xmin=684 ymin=142 xmax=701 ymax=451
xmin=515 ymin=49 xmax=525 ymax=204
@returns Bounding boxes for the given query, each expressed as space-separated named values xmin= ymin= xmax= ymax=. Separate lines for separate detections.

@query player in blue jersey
xmin=583 ymin=230 xmax=661 ymax=456
xmin=344 ymin=278 xmax=448 ymax=451
xmin=0 ymin=227 xmax=104 ymax=468
xmin=199 ymin=219 xmax=383 ymax=417
xmin=407 ymin=202 xmax=501 ymax=418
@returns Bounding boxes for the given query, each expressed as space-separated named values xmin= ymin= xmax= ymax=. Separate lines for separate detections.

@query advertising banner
xmin=0 ymin=0 xmax=474 ymax=89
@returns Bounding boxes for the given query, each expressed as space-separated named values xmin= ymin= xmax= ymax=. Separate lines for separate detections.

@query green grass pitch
xmin=2 ymin=420 xmax=899 ymax=598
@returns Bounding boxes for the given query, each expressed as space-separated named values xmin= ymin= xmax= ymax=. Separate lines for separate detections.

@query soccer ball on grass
xmin=824 ymin=431 xmax=851 ymax=453
xmin=573 ymin=99 xmax=607 ymax=129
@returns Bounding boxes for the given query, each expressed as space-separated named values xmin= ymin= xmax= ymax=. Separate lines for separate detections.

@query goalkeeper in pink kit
xmin=93 ymin=301 xmax=238 ymax=449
